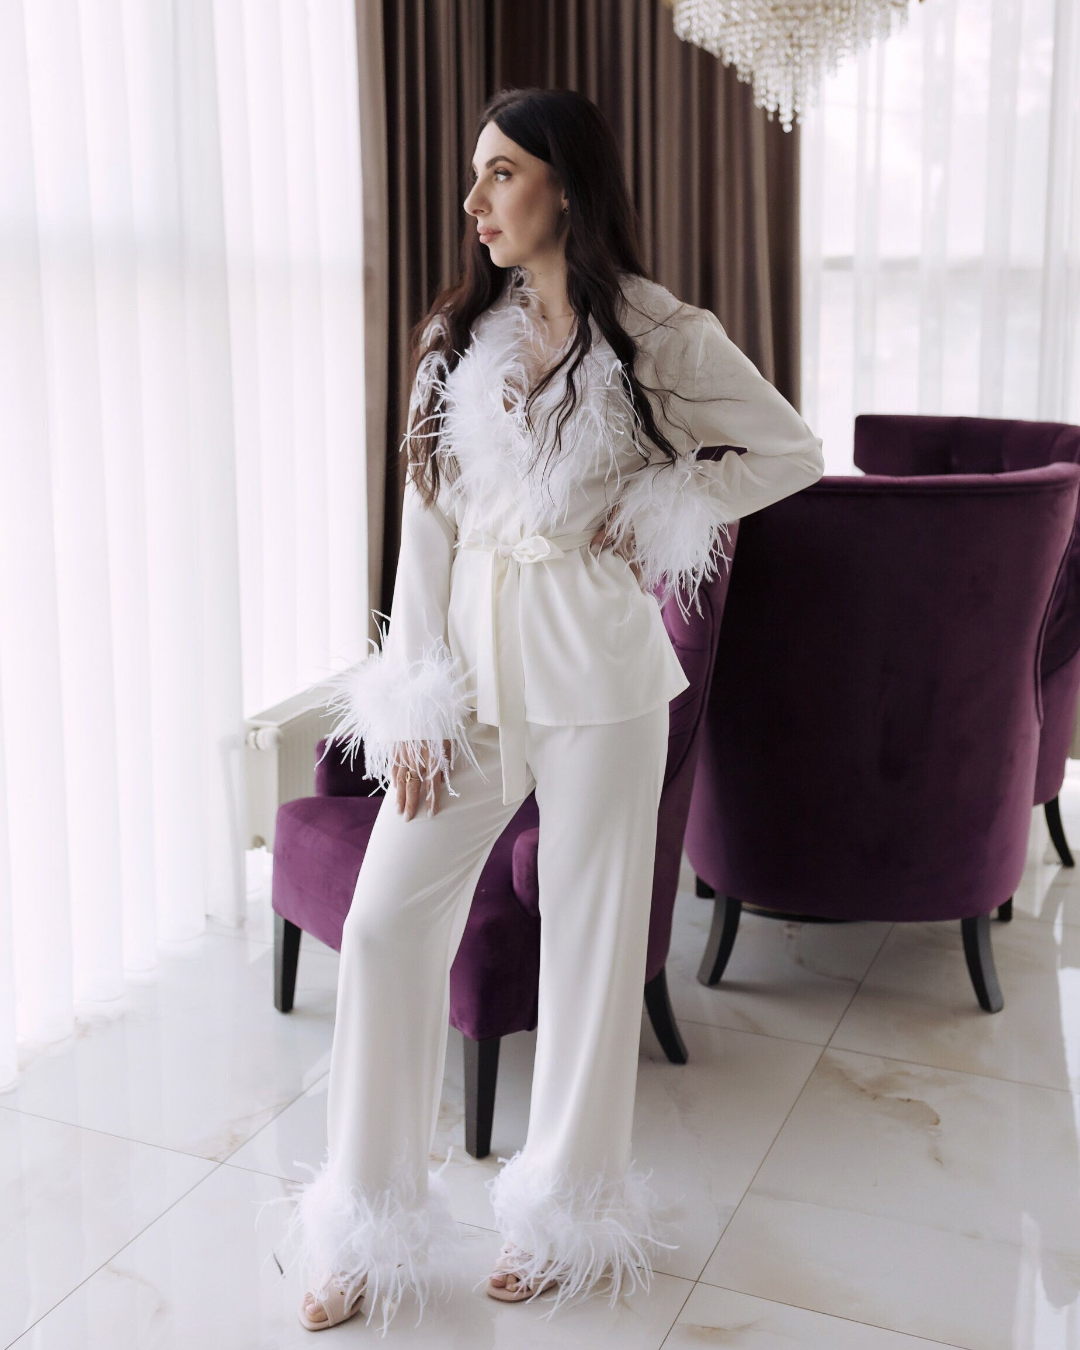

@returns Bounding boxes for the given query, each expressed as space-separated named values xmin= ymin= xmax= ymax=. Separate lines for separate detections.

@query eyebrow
xmin=469 ymin=155 xmax=517 ymax=172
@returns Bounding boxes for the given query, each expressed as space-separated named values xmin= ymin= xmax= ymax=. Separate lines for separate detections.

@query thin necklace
xmin=540 ymin=310 xmax=574 ymax=320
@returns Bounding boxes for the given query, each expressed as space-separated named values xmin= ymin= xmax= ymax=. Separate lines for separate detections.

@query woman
xmin=287 ymin=86 xmax=824 ymax=1333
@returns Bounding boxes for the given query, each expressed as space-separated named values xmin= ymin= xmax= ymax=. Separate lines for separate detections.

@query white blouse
xmin=325 ymin=266 xmax=825 ymax=805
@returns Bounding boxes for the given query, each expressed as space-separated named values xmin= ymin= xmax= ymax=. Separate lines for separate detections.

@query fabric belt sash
xmin=455 ymin=527 xmax=597 ymax=805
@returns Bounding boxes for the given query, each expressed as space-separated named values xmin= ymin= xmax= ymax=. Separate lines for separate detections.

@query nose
xmin=463 ymin=180 xmax=486 ymax=217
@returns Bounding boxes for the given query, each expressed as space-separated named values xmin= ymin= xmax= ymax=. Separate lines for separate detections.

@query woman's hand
xmin=590 ymin=512 xmax=645 ymax=590
xmin=391 ymin=740 xmax=451 ymax=821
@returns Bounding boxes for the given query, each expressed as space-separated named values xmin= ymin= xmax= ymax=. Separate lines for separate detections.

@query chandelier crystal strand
xmin=670 ymin=0 xmax=917 ymax=132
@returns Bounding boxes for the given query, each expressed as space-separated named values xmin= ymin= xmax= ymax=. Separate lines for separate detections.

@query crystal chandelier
xmin=662 ymin=0 xmax=923 ymax=132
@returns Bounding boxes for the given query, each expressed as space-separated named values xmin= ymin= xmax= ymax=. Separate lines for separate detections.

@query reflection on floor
xmin=4 ymin=769 xmax=1080 ymax=1349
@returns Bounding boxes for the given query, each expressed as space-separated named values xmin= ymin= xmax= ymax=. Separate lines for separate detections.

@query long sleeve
xmin=322 ymin=472 xmax=475 ymax=796
xmin=607 ymin=304 xmax=825 ymax=617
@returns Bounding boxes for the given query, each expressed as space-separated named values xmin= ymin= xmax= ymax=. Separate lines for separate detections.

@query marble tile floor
xmin=4 ymin=774 xmax=1080 ymax=1349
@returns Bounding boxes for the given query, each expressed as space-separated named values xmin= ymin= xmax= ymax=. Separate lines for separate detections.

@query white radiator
xmin=244 ymin=683 xmax=341 ymax=853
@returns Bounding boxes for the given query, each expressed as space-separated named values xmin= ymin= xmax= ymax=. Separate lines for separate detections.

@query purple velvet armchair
xmin=271 ymin=513 xmax=739 ymax=1158
xmin=684 ymin=463 xmax=1080 ymax=1014
xmin=853 ymin=414 xmax=1080 ymax=869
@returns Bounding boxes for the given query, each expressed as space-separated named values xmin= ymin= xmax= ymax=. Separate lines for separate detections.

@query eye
xmin=468 ymin=168 xmax=511 ymax=185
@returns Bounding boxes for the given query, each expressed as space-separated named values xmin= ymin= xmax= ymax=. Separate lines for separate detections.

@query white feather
xmin=319 ymin=615 xmax=481 ymax=797
xmin=416 ymin=268 xmax=730 ymax=616
xmin=428 ymin=266 xmax=649 ymax=531
xmin=477 ymin=1147 xmax=684 ymax=1317
xmin=603 ymin=451 xmax=734 ymax=621
xmin=261 ymin=1146 xmax=462 ymax=1336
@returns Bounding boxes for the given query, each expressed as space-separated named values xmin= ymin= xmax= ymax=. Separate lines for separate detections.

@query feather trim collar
xmin=415 ymin=266 xmax=653 ymax=530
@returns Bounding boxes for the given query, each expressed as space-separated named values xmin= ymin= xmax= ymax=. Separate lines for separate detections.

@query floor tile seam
xmin=819 ymin=1041 xmax=1080 ymax=1099
xmin=166 ymin=926 xmax=340 ymax=960
xmin=1010 ymin=907 xmax=1080 ymax=930
xmin=694 ymin=966 xmax=871 ymax=1260
xmin=681 ymin=1039 xmax=830 ymax=1300
xmin=663 ymin=1014 xmax=832 ymax=1049
xmin=7 ymin=929 xmax=340 ymax=1043
xmin=0 ymin=1099 xmax=231 ymax=1160
xmin=208 ymin=927 xmax=344 ymax=957
xmin=715 ymin=1186 xmax=1080 ymax=1257
xmin=686 ymin=1278 xmax=968 ymax=1349
xmin=4 ymin=1160 xmax=228 ymax=1348
xmin=671 ymin=911 xmax=894 ymax=1020
xmin=667 ymin=926 xmax=882 ymax=1054
xmin=660 ymin=958 xmax=867 ymax=1278
xmin=871 ymin=908 xmax=1072 ymax=938
xmin=215 ymin=1076 xmax=332 ymax=1165
xmin=0 ymin=1077 xmax=331 ymax=1164
xmin=982 ymin=906 xmax=1077 ymax=932
xmin=655 ymin=1280 xmax=701 ymax=1350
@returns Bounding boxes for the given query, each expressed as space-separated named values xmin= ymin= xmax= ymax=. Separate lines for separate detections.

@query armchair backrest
xmin=688 ymin=464 xmax=1080 ymax=918
xmin=854 ymin=414 xmax=1080 ymax=677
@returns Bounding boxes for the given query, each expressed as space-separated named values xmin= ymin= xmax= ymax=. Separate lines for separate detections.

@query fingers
xmin=591 ymin=515 xmax=635 ymax=560
xmin=405 ymin=765 xmax=421 ymax=821
xmin=393 ymin=747 xmax=419 ymax=819
xmin=610 ymin=530 xmax=647 ymax=592
xmin=393 ymin=743 xmax=447 ymax=821
xmin=425 ymin=740 xmax=451 ymax=817
xmin=422 ymin=745 xmax=438 ymax=818
xmin=592 ymin=518 xmax=644 ymax=589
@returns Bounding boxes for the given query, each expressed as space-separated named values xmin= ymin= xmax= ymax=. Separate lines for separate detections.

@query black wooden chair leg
xmin=463 ymin=1035 xmax=501 ymax=1159
xmin=695 ymin=875 xmax=716 ymax=898
xmin=997 ymin=896 xmax=1013 ymax=922
xmin=644 ymin=966 xmax=688 ymax=1064
xmin=961 ymin=914 xmax=1004 ymax=1013
xmin=1045 ymin=795 xmax=1074 ymax=867
xmin=274 ymin=912 xmax=301 ymax=1013
xmin=697 ymin=895 xmax=743 ymax=987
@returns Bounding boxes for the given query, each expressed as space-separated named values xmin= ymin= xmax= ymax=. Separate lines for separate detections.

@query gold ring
xmin=405 ymin=769 xmax=413 ymax=785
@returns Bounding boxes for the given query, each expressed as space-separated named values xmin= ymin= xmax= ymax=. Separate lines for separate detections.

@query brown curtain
xmin=355 ymin=0 xmax=391 ymax=647
xmin=361 ymin=0 xmax=801 ymax=620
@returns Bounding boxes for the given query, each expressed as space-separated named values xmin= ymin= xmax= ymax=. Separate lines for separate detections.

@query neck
xmin=515 ymin=259 xmax=571 ymax=319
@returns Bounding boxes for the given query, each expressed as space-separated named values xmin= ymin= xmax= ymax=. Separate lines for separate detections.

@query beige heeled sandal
xmin=298 ymin=1273 xmax=367 ymax=1331
xmin=486 ymin=1241 xmax=559 ymax=1302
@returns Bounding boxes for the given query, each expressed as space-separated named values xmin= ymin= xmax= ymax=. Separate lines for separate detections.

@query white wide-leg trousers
xmin=280 ymin=703 xmax=680 ymax=1333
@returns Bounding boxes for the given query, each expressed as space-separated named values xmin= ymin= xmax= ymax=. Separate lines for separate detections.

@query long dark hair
xmin=403 ymin=86 xmax=696 ymax=508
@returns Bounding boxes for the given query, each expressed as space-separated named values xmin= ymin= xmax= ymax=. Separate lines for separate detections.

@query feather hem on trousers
xmin=477 ymin=1148 xmax=684 ymax=1317
xmin=262 ymin=1148 xmax=462 ymax=1337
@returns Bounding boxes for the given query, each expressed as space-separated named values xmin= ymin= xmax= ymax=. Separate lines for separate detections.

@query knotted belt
xmin=455 ymin=527 xmax=597 ymax=805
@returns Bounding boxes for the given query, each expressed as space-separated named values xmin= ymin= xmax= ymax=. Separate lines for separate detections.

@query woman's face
xmin=463 ymin=121 xmax=568 ymax=270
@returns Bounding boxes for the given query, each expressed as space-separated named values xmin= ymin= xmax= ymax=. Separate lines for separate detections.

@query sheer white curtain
xmin=0 ymin=0 xmax=367 ymax=1088
xmin=800 ymin=0 xmax=1080 ymax=473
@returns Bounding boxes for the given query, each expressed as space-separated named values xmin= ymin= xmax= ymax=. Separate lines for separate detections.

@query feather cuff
xmin=321 ymin=618 xmax=479 ymax=796
xmin=604 ymin=453 xmax=734 ymax=621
